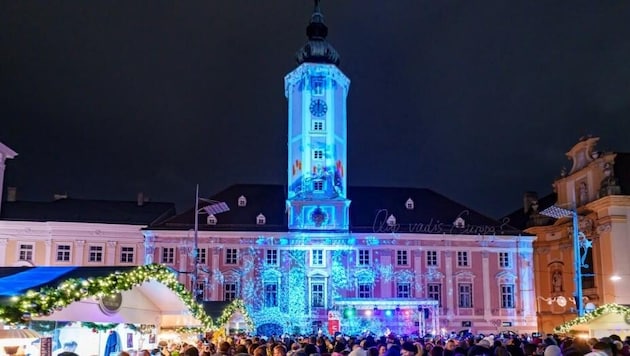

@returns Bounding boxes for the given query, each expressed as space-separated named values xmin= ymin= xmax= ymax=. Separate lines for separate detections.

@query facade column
xmin=179 ymin=246 xmax=189 ymax=288
xmin=414 ymin=250 xmax=423 ymax=298
xmin=210 ymin=247 xmax=220 ymax=300
xmin=444 ymin=250 xmax=454 ymax=317
xmin=143 ymin=232 xmax=155 ymax=265
xmin=0 ymin=238 xmax=7 ymax=265
xmin=106 ymin=241 xmax=117 ymax=265
xmin=45 ymin=239 xmax=52 ymax=265
xmin=519 ymin=251 xmax=535 ymax=317
xmin=75 ymin=240 xmax=85 ymax=265
xmin=482 ymin=250 xmax=491 ymax=320
xmin=381 ymin=253 xmax=393 ymax=298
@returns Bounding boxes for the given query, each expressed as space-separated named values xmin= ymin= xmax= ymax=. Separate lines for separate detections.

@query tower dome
xmin=295 ymin=0 xmax=340 ymax=66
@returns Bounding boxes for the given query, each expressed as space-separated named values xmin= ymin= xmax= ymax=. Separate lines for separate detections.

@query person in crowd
xmin=183 ymin=347 xmax=200 ymax=356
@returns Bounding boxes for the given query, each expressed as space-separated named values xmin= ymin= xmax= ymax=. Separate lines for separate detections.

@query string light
xmin=554 ymin=303 xmax=630 ymax=333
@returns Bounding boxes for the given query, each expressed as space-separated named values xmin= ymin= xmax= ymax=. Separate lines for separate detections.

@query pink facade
xmin=142 ymin=224 xmax=537 ymax=335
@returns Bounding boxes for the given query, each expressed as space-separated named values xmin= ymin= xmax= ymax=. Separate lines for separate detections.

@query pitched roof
xmin=501 ymin=192 xmax=557 ymax=230
xmin=0 ymin=198 xmax=176 ymax=225
xmin=149 ymin=184 xmax=522 ymax=235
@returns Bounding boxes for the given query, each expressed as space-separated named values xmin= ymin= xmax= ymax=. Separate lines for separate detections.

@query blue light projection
xmin=285 ymin=62 xmax=351 ymax=231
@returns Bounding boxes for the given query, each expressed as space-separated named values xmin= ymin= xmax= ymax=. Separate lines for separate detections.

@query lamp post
xmin=540 ymin=205 xmax=591 ymax=317
xmin=191 ymin=184 xmax=229 ymax=301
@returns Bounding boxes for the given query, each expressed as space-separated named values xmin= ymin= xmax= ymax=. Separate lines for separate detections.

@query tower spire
xmin=296 ymin=0 xmax=340 ymax=66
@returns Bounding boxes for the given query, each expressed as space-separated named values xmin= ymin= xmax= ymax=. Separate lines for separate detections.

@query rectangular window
xmin=313 ymin=180 xmax=324 ymax=191
xmin=458 ymin=283 xmax=473 ymax=308
xmin=88 ymin=245 xmax=103 ymax=263
xmin=225 ymin=283 xmax=237 ymax=301
xmin=18 ymin=244 xmax=33 ymax=261
xmin=499 ymin=252 xmax=511 ymax=268
xmin=396 ymin=250 xmax=408 ymax=266
xmin=427 ymin=283 xmax=442 ymax=306
xmin=311 ymin=282 xmax=325 ymax=307
xmin=56 ymin=245 xmax=71 ymax=262
xmin=264 ymin=282 xmax=278 ymax=307
xmin=196 ymin=248 xmax=207 ymax=264
xmin=358 ymin=249 xmax=371 ymax=266
xmin=457 ymin=251 xmax=469 ymax=267
xmin=312 ymin=120 xmax=325 ymax=131
xmin=196 ymin=282 xmax=205 ymax=300
xmin=311 ymin=250 xmax=324 ymax=266
xmin=358 ymin=283 xmax=373 ymax=298
xmin=120 ymin=247 xmax=135 ymax=263
xmin=226 ymin=248 xmax=238 ymax=265
xmin=311 ymin=76 xmax=325 ymax=96
xmin=397 ymin=282 xmax=411 ymax=298
xmin=500 ymin=284 xmax=515 ymax=308
xmin=426 ymin=251 xmax=438 ymax=266
xmin=161 ymin=247 xmax=175 ymax=264
xmin=313 ymin=150 xmax=324 ymax=160
xmin=266 ymin=249 xmax=278 ymax=265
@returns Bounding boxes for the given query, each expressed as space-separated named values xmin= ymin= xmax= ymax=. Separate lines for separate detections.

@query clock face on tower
xmin=309 ymin=99 xmax=328 ymax=117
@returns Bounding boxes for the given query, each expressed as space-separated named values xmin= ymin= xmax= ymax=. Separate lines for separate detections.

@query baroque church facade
xmin=506 ymin=136 xmax=630 ymax=334
xmin=0 ymin=3 xmax=540 ymax=335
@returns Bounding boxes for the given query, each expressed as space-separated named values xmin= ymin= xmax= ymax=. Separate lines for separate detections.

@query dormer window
xmin=387 ymin=214 xmax=397 ymax=226
xmin=256 ymin=214 xmax=266 ymax=225
xmin=238 ymin=195 xmax=247 ymax=207
xmin=313 ymin=180 xmax=324 ymax=192
xmin=207 ymin=215 xmax=217 ymax=225
xmin=405 ymin=198 xmax=415 ymax=210
xmin=453 ymin=217 xmax=465 ymax=229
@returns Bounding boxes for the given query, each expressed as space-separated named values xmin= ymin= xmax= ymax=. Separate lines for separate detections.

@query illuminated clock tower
xmin=285 ymin=1 xmax=351 ymax=231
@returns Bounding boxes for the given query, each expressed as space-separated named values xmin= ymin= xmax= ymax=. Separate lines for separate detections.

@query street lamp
xmin=540 ymin=205 xmax=592 ymax=317
xmin=191 ymin=184 xmax=229 ymax=301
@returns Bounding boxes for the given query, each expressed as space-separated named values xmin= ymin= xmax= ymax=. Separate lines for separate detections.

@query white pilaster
xmin=106 ymin=241 xmax=117 ymax=265
xmin=0 ymin=238 xmax=7 ymax=265
xmin=414 ymin=251 xmax=423 ymax=297
xmin=75 ymin=240 xmax=85 ymax=265
xmin=381 ymin=254 xmax=392 ymax=298
xmin=482 ymin=251 xmax=491 ymax=319
xmin=45 ymin=239 xmax=52 ymax=265
xmin=211 ymin=247 xmax=220 ymax=300
xmin=445 ymin=251 xmax=454 ymax=317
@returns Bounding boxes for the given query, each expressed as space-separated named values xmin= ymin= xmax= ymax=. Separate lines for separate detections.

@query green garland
xmin=126 ymin=323 xmax=155 ymax=335
xmin=215 ymin=299 xmax=254 ymax=331
xmin=0 ymin=264 xmax=214 ymax=329
xmin=176 ymin=326 xmax=205 ymax=334
xmin=554 ymin=303 xmax=630 ymax=333
xmin=82 ymin=322 xmax=119 ymax=332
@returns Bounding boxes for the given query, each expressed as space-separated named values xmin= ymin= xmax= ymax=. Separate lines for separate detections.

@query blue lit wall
xmin=285 ymin=63 xmax=351 ymax=231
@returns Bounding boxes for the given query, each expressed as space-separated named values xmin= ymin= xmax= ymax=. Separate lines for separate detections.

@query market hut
xmin=0 ymin=264 xmax=212 ymax=354
xmin=554 ymin=303 xmax=630 ymax=338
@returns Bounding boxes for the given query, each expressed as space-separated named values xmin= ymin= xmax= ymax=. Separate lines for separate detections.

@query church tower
xmin=285 ymin=1 xmax=351 ymax=231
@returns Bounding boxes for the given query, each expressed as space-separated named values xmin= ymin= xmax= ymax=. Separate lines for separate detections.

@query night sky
xmin=2 ymin=1 xmax=630 ymax=218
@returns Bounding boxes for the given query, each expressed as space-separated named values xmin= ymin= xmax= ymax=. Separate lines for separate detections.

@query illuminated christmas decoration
xmin=81 ymin=322 xmax=119 ymax=332
xmin=554 ymin=303 xmax=630 ymax=333
xmin=215 ymin=299 xmax=254 ymax=332
xmin=0 ymin=264 xmax=213 ymax=328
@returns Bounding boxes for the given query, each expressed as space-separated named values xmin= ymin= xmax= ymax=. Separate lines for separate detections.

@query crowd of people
xmin=110 ymin=332 xmax=630 ymax=356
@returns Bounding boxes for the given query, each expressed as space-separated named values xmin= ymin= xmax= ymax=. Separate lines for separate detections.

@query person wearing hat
xmin=401 ymin=342 xmax=417 ymax=356
xmin=466 ymin=338 xmax=492 ymax=356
